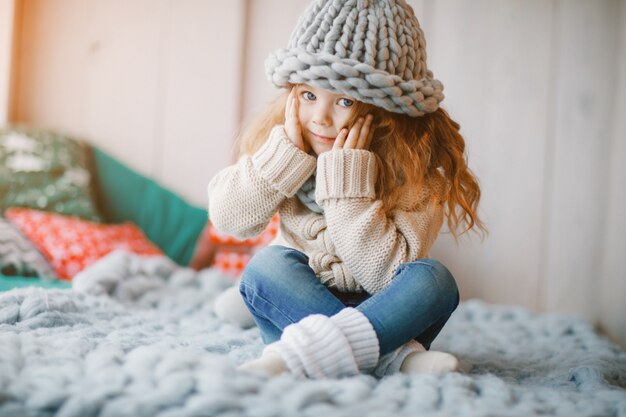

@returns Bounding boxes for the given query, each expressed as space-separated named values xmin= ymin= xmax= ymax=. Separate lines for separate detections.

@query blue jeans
xmin=239 ymin=245 xmax=459 ymax=356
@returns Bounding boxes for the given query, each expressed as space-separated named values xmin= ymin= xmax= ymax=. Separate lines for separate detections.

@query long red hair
xmin=236 ymin=86 xmax=487 ymax=240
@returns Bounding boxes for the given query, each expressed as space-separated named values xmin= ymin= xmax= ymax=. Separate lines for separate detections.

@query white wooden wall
xmin=11 ymin=0 xmax=245 ymax=207
xmin=0 ymin=0 xmax=15 ymax=124
xmin=7 ymin=0 xmax=626 ymax=348
xmin=600 ymin=0 xmax=626 ymax=349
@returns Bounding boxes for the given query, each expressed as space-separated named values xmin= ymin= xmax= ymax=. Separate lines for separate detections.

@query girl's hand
xmin=284 ymin=89 xmax=308 ymax=152
xmin=333 ymin=114 xmax=374 ymax=151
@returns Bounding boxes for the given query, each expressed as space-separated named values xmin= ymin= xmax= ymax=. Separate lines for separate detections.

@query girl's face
xmin=295 ymin=84 xmax=356 ymax=156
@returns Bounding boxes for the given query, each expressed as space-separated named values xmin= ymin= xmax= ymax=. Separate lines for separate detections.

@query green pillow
xmin=0 ymin=275 xmax=71 ymax=291
xmin=90 ymin=147 xmax=207 ymax=265
xmin=0 ymin=125 xmax=102 ymax=221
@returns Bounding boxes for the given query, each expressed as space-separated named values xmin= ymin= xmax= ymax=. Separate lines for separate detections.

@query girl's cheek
xmin=339 ymin=109 xmax=356 ymax=125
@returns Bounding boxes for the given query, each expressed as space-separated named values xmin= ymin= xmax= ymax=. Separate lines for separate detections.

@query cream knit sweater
xmin=207 ymin=126 xmax=446 ymax=295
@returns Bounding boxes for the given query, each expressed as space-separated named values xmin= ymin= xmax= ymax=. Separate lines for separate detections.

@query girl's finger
xmin=285 ymin=90 xmax=292 ymax=120
xmin=292 ymin=91 xmax=299 ymax=118
xmin=344 ymin=117 xmax=364 ymax=149
xmin=357 ymin=115 xmax=373 ymax=148
xmin=333 ymin=128 xmax=348 ymax=150
xmin=365 ymin=123 xmax=375 ymax=148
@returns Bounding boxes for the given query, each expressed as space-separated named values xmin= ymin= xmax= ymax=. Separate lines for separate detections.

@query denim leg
xmin=247 ymin=314 xmax=282 ymax=343
xmin=239 ymin=245 xmax=347 ymax=344
xmin=356 ymin=259 xmax=460 ymax=356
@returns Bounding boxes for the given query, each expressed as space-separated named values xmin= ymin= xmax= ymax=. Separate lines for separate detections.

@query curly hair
xmin=236 ymin=85 xmax=487 ymax=241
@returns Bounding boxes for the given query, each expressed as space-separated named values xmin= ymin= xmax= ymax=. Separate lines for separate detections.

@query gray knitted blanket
xmin=1 ymin=251 xmax=625 ymax=417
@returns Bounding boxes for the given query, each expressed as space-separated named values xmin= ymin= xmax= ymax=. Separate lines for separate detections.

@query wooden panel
xmin=240 ymin=0 xmax=311 ymax=123
xmin=16 ymin=0 xmax=250 ymax=205
xmin=425 ymin=0 xmax=553 ymax=310
xmin=15 ymin=0 xmax=167 ymax=176
xmin=544 ymin=0 xmax=618 ymax=319
xmin=599 ymin=0 xmax=626 ymax=348
xmin=159 ymin=0 xmax=246 ymax=206
xmin=79 ymin=0 xmax=167 ymax=176
xmin=0 ymin=0 xmax=16 ymax=124
xmin=15 ymin=0 xmax=91 ymax=131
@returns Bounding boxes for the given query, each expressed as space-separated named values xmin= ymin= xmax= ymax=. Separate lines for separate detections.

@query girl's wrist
xmin=252 ymin=126 xmax=316 ymax=197
xmin=315 ymin=149 xmax=378 ymax=202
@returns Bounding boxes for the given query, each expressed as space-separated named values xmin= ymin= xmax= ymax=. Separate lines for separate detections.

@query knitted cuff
xmin=373 ymin=340 xmax=426 ymax=378
xmin=329 ymin=308 xmax=380 ymax=373
xmin=315 ymin=149 xmax=378 ymax=203
xmin=264 ymin=314 xmax=359 ymax=379
xmin=252 ymin=126 xmax=317 ymax=197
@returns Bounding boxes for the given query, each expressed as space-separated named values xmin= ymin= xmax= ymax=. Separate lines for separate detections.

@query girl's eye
xmin=302 ymin=91 xmax=316 ymax=101
xmin=338 ymin=98 xmax=354 ymax=107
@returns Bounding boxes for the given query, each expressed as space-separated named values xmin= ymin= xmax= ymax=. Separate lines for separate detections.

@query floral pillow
xmin=189 ymin=214 xmax=279 ymax=278
xmin=207 ymin=214 xmax=279 ymax=247
xmin=5 ymin=208 xmax=163 ymax=280
xmin=0 ymin=125 xmax=102 ymax=221
xmin=0 ymin=218 xmax=57 ymax=279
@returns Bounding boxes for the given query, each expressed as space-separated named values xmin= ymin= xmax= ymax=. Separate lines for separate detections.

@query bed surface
xmin=0 ymin=251 xmax=625 ymax=417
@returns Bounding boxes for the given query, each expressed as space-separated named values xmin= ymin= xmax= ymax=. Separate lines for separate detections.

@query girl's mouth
xmin=309 ymin=131 xmax=335 ymax=144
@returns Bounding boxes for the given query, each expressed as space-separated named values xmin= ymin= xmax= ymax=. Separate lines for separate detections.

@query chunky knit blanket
xmin=1 ymin=251 xmax=625 ymax=417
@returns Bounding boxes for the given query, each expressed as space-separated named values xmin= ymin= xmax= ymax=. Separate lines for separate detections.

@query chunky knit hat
xmin=265 ymin=0 xmax=444 ymax=117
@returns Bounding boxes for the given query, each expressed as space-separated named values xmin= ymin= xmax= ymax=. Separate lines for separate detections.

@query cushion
xmin=213 ymin=252 xmax=254 ymax=278
xmin=0 ymin=275 xmax=71 ymax=291
xmin=89 ymin=147 xmax=207 ymax=266
xmin=0 ymin=125 xmax=102 ymax=221
xmin=189 ymin=214 xmax=280 ymax=278
xmin=207 ymin=214 xmax=279 ymax=247
xmin=0 ymin=218 xmax=57 ymax=279
xmin=5 ymin=208 xmax=162 ymax=280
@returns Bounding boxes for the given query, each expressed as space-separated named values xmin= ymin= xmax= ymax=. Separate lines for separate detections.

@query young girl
xmin=208 ymin=0 xmax=485 ymax=379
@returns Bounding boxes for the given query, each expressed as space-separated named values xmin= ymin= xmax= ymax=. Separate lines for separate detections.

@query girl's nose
xmin=312 ymin=105 xmax=332 ymax=126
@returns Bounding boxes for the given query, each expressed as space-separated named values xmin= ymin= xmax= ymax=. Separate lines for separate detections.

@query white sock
xmin=373 ymin=340 xmax=459 ymax=377
xmin=237 ymin=351 xmax=289 ymax=376
xmin=264 ymin=313 xmax=358 ymax=378
xmin=214 ymin=285 xmax=256 ymax=328
xmin=241 ymin=308 xmax=380 ymax=379
xmin=400 ymin=350 xmax=459 ymax=374
xmin=373 ymin=340 xmax=425 ymax=377
xmin=328 ymin=308 xmax=379 ymax=373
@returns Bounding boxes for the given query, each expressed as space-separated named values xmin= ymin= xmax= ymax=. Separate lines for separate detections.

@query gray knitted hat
xmin=265 ymin=0 xmax=444 ymax=117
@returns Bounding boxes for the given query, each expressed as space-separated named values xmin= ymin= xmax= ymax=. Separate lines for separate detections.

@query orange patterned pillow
xmin=189 ymin=214 xmax=280 ymax=279
xmin=213 ymin=252 xmax=254 ymax=278
xmin=207 ymin=214 xmax=279 ymax=247
xmin=4 ymin=208 xmax=163 ymax=280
